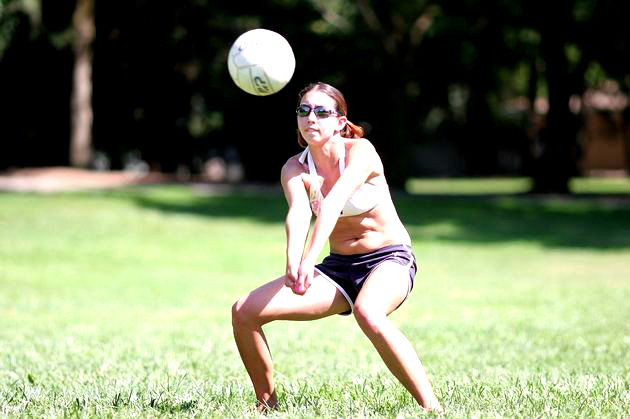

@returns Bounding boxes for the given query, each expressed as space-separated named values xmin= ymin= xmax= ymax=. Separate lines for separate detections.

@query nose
xmin=307 ymin=111 xmax=318 ymax=121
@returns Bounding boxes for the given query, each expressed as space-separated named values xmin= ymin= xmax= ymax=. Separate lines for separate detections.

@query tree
xmin=2 ymin=0 xmax=627 ymax=185
xmin=70 ymin=0 xmax=94 ymax=167
xmin=349 ymin=0 xmax=438 ymax=186
xmin=527 ymin=0 xmax=579 ymax=193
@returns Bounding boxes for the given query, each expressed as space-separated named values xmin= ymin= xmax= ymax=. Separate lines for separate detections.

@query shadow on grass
xmin=397 ymin=195 xmax=630 ymax=249
xmin=131 ymin=186 xmax=288 ymax=223
xmin=127 ymin=185 xmax=630 ymax=250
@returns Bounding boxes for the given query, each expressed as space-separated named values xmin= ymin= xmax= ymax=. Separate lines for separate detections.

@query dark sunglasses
xmin=296 ymin=104 xmax=341 ymax=118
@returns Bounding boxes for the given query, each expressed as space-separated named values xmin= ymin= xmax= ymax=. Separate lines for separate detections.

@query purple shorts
xmin=314 ymin=244 xmax=417 ymax=316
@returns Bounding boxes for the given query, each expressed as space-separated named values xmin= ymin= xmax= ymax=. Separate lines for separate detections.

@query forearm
xmin=285 ymin=209 xmax=312 ymax=269
xmin=303 ymin=199 xmax=343 ymax=262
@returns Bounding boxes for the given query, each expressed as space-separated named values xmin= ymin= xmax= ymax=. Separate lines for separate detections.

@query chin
xmin=304 ymin=136 xmax=322 ymax=145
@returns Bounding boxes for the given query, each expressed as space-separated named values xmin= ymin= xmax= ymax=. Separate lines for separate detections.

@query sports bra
xmin=298 ymin=144 xmax=380 ymax=217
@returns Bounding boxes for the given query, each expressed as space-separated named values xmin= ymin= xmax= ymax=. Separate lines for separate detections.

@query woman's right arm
xmin=280 ymin=158 xmax=312 ymax=289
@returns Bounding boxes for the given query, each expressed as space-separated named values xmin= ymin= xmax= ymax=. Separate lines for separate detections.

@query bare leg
xmin=353 ymin=262 xmax=443 ymax=412
xmin=232 ymin=274 xmax=350 ymax=409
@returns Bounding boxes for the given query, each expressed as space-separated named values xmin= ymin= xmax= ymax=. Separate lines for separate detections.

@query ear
xmin=337 ymin=115 xmax=348 ymax=132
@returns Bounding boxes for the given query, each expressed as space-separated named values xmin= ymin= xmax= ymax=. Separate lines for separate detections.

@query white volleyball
xmin=227 ymin=29 xmax=296 ymax=96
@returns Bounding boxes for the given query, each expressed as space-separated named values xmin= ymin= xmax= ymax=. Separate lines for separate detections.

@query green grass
xmin=406 ymin=176 xmax=630 ymax=195
xmin=406 ymin=177 xmax=533 ymax=195
xmin=1 ymin=184 xmax=629 ymax=417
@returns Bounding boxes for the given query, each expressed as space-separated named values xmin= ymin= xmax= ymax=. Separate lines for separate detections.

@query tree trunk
xmin=70 ymin=0 xmax=95 ymax=168
xmin=624 ymin=109 xmax=630 ymax=175
xmin=530 ymin=0 xmax=578 ymax=194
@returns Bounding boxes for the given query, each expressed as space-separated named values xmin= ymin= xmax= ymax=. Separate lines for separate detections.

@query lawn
xmin=406 ymin=176 xmax=630 ymax=195
xmin=1 ymin=184 xmax=629 ymax=417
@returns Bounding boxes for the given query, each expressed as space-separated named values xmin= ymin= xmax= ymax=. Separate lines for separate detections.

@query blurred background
xmin=0 ymin=0 xmax=628 ymax=193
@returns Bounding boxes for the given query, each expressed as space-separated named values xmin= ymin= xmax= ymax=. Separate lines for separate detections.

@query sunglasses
xmin=296 ymin=104 xmax=341 ymax=119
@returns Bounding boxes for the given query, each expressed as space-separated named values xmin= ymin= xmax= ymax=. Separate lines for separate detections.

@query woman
xmin=231 ymin=82 xmax=442 ymax=413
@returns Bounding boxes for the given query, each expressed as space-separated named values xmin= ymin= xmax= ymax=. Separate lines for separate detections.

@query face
xmin=297 ymin=90 xmax=347 ymax=145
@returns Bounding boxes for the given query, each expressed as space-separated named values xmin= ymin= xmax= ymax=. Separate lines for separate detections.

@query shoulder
xmin=344 ymin=138 xmax=384 ymax=179
xmin=346 ymin=138 xmax=377 ymax=157
xmin=345 ymin=138 xmax=381 ymax=166
xmin=281 ymin=152 xmax=307 ymax=184
xmin=281 ymin=152 xmax=311 ymax=204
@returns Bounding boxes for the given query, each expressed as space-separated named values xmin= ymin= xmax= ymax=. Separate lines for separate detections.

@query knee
xmin=231 ymin=296 xmax=256 ymax=329
xmin=353 ymin=304 xmax=387 ymax=337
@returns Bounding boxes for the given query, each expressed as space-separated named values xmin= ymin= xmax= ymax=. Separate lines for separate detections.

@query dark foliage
xmin=0 ymin=0 xmax=627 ymax=191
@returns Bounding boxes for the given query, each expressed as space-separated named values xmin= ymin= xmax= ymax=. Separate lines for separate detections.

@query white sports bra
xmin=298 ymin=144 xmax=380 ymax=217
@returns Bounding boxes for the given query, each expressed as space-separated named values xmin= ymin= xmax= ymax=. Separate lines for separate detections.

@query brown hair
xmin=296 ymin=82 xmax=364 ymax=148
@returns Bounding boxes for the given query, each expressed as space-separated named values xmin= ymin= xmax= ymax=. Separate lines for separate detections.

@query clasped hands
xmin=285 ymin=257 xmax=315 ymax=295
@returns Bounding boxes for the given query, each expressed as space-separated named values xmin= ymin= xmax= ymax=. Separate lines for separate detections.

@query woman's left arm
xmin=296 ymin=141 xmax=377 ymax=290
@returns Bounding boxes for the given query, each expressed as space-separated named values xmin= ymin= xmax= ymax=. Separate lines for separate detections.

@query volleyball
xmin=227 ymin=29 xmax=296 ymax=96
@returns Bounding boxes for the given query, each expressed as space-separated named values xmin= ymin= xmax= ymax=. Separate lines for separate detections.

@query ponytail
xmin=341 ymin=120 xmax=364 ymax=139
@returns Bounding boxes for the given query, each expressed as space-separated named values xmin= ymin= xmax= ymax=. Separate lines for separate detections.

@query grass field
xmin=1 ymin=183 xmax=629 ymax=417
xmin=406 ymin=176 xmax=630 ymax=195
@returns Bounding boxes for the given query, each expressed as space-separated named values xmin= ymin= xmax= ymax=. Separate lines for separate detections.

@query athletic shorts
xmin=314 ymin=244 xmax=417 ymax=316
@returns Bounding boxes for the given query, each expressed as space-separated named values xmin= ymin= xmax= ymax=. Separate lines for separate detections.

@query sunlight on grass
xmin=406 ymin=177 xmax=532 ymax=194
xmin=1 ymin=186 xmax=629 ymax=417
xmin=406 ymin=176 xmax=630 ymax=195
xmin=570 ymin=177 xmax=630 ymax=194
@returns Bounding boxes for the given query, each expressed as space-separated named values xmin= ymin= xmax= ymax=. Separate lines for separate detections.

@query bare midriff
xmin=328 ymin=200 xmax=411 ymax=255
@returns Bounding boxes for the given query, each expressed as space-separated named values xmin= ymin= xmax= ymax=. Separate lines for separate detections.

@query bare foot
xmin=255 ymin=397 xmax=278 ymax=413
xmin=423 ymin=401 xmax=444 ymax=415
